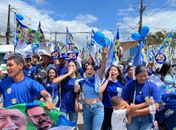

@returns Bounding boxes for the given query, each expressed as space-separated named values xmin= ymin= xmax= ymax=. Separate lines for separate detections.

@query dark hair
xmin=47 ymin=68 xmax=57 ymax=79
xmin=105 ymin=65 xmax=126 ymax=85
xmin=32 ymin=54 xmax=40 ymax=61
xmin=7 ymin=55 xmax=25 ymax=68
xmin=68 ymin=60 xmax=80 ymax=78
xmin=159 ymin=62 xmax=171 ymax=81
xmin=88 ymin=54 xmax=95 ymax=67
xmin=155 ymin=67 xmax=160 ymax=75
xmin=43 ymin=67 xmax=58 ymax=86
xmin=135 ymin=65 xmax=147 ymax=76
xmin=111 ymin=96 xmax=122 ymax=106
xmin=84 ymin=62 xmax=97 ymax=72
xmin=28 ymin=30 xmax=36 ymax=35
xmin=127 ymin=65 xmax=133 ymax=72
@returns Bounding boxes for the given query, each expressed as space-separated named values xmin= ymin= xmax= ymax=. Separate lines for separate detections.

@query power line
xmin=145 ymin=0 xmax=171 ymax=20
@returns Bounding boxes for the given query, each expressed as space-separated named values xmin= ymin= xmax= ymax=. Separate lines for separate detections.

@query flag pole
xmin=14 ymin=12 xmax=16 ymax=52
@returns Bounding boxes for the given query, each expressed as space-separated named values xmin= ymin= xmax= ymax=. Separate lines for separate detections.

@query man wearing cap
xmin=0 ymin=54 xmax=54 ymax=109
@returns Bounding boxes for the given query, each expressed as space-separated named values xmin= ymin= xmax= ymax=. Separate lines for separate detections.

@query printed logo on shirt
xmin=47 ymin=83 xmax=50 ymax=87
xmin=11 ymin=98 xmax=17 ymax=104
xmin=28 ymin=71 xmax=31 ymax=76
xmin=7 ymin=88 xmax=12 ymax=94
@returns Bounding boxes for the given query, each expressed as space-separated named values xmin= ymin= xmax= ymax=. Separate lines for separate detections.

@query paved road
xmin=77 ymin=112 xmax=83 ymax=130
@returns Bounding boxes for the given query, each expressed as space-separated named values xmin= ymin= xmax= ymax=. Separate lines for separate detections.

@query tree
xmin=146 ymin=31 xmax=165 ymax=45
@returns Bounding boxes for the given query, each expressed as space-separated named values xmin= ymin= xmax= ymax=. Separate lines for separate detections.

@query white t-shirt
xmin=111 ymin=109 xmax=127 ymax=130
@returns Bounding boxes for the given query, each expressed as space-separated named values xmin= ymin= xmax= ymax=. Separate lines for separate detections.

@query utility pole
xmin=54 ymin=32 xmax=57 ymax=43
xmin=138 ymin=0 xmax=146 ymax=33
xmin=6 ymin=4 xmax=11 ymax=45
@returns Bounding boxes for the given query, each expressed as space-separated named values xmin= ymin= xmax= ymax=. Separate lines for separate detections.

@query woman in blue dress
xmin=99 ymin=64 xmax=126 ymax=130
xmin=122 ymin=65 xmax=161 ymax=130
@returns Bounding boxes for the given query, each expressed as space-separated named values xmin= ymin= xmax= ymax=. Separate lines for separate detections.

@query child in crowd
xmin=111 ymin=96 xmax=154 ymax=130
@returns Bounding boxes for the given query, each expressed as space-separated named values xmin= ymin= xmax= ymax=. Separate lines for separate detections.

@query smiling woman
xmin=122 ymin=65 xmax=161 ymax=130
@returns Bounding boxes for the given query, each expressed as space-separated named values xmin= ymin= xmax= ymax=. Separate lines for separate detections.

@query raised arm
xmin=99 ymin=79 xmax=109 ymax=94
xmin=98 ymin=47 xmax=108 ymax=80
xmin=52 ymin=68 xmax=75 ymax=84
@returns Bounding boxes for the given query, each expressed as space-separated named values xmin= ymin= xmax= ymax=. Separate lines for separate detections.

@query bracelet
xmin=46 ymin=98 xmax=52 ymax=102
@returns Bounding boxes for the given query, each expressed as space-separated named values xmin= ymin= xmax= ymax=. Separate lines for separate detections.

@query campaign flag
xmin=114 ymin=27 xmax=120 ymax=63
xmin=36 ymin=21 xmax=51 ymax=53
xmin=133 ymin=41 xmax=146 ymax=66
xmin=156 ymin=35 xmax=172 ymax=64
xmin=15 ymin=18 xmax=42 ymax=55
xmin=37 ymin=21 xmax=44 ymax=34
xmin=1 ymin=101 xmax=75 ymax=130
xmin=90 ymin=29 xmax=95 ymax=46
xmin=66 ymin=27 xmax=75 ymax=45
xmin=147 ymin=48 xmax=155 ymax=62
xmin=86 ymin=35 xmax=92 ymax=53
xmin=105 ymin=41 xmax=115 ymax=70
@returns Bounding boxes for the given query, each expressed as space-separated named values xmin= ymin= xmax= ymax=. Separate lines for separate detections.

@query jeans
xmin=83 ymin=101 xmax=104 ymax=130
xmin=127 ymin=115 xmax=152 ymax=130
xmin=62 ymin=111 xmax=78 ymax=124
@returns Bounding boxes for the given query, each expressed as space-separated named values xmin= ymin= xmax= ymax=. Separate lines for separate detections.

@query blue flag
xmin=90 ymin=29 xmax=95 ymax=46
xmin=38 ymin=21 xmax=44 ymax=34
xmin=133 ymin=41 xmax=146 ymax=66
xmin=147 ymin=48 xmax=155 ymax=62
xmin=66 ymin=27 xmax=74 ymax=45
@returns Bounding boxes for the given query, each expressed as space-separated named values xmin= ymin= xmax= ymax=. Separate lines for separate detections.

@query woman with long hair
xmin=53 ymin=60 xmax=80 ymax=125
xmin=159 ymin=62 xmax=176 ymax=88
xmin=42 ymin=65 xmax=59 ymax=105
xmin=75 ymin=47 xmax=107 ymax=130
xmin=99 ymin=64 xmax=126 ymax=130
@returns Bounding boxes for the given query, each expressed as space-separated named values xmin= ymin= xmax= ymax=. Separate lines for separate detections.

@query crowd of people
xmin=0 ymin=44 xmax=176 ymax=130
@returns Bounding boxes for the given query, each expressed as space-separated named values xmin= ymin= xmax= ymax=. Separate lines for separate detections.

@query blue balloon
xmin=104 ymin=38 xmax=111 ymax=47
xmin=16 ymin=13 xmax=24 ymax=21
xmin=93 ymin=32 xmax=105 ymax=44
xmin=32 ymin=44 xmax=38 ymax=52
xmin=131 ymin=33 xmax=141 ymax=40
xmin=168 ymin=32 xmax=173 ymax=38
xmin=140 ymin=26 xmax=149 ymax=37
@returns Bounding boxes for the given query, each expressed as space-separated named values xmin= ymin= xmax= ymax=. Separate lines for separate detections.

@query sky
xmin=0 ymin=0 xmax=176 ymax=48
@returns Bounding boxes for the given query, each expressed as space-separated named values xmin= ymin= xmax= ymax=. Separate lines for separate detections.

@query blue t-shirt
xmin=122 ymin=80 xmax=161 ymax=104
xmin=79 ymin=74 xmax=101 ymax=99
xmin=0 ymin=76 xmax=45 ymax=108
xmin=124 ymin=75 xmax=133 ymax=84
xmin=24 ymin=66 xmax=35 ymax=78
xmin=43 ymin=80 xmax=59 ymax=98
xmin=102 ymin=80 xmax=125 ymax=108
xmin=57 ymin=65 xmax=67 ymax=76
xmin=60 ymin=77 xmax=77 ymax=112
